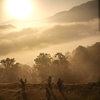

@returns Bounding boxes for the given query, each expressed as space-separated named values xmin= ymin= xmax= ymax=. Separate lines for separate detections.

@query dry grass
xmin=0 ymin=83 xmax=100 ymax=100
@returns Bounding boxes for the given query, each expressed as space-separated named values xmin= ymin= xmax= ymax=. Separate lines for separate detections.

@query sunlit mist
xmin=7 ymin=0 xmax=32 ymax=20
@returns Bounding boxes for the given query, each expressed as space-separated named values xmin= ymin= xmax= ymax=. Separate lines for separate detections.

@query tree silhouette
xmin=34 ymin=53 xmax=52 ymax=65
xmin=53 ymin=53 xmax=69 ymax=67
xmin=0 ymin=58 xmax=16 ymax=82
xmin=52 ymin=53 xmax=70 ymax=82
xmin=34 ymin=53 xmax=52 ymax=83
xmin=0 ymin=58 xmax=15 ymax=69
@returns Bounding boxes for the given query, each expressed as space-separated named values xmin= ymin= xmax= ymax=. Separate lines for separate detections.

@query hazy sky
xmin=0 ymin=0 xmax=92 ymax=23
xmin=0 ymin=18 xmax=99 ymax=65
xmin=0 ymin=0 xmax=99 ymax=66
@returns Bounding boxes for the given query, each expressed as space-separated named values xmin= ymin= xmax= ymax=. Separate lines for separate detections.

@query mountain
xmin=69 ymin=42 xmax=100 ymax=67
xmin=0 ymin=24 xmax=16 ymax=29
xmin=0 ymin=0 xmax=99 ymax=27
xmin=44 ymin=0 xmax=98 ymax=23
xmin=71 ymin=42 xmax=100 ymax=59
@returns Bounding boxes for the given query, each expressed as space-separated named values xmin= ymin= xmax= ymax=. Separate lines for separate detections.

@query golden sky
xmin=0 ymin=0 xmax=99 ymax=66
xmin=0 ymin=0 xmax=92 ymax=23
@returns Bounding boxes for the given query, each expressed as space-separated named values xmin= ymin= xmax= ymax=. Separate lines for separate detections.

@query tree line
xmin=0 ymin=42 xmax=100 ymax=84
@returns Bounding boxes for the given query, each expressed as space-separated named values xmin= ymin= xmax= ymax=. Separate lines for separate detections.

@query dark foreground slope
xmin=0 ymin=83 xmax=100 ymax=100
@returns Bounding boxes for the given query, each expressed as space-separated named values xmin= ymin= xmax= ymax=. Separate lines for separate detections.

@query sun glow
xmin=7 ymin=0 xmax=32 ymax=20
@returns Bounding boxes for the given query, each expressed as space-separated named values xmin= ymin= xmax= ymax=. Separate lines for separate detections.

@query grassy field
xmin=0 ymin=83 xmax=100 ymax=100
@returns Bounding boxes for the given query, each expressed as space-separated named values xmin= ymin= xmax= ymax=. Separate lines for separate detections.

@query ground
xmin=0 ymin=83 xmax=100 ymax=100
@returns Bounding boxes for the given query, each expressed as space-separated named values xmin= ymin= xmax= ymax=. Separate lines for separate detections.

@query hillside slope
xmin=1 ymin=0 xmax=99 ymax=27
xmin=0 ymin=83 xmax=100 ymax=100
xmin=45 ymin=0 xmax=98 ymax=23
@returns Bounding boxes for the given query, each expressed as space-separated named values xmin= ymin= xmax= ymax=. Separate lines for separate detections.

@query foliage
xmin=34 ymin=53 xmax=52 ymax=83
xmin=51 ymin=53 xmax=70 ymax=82
xmin=0 ymin=42 xmax=100 ymax=84
xmin=0 ymin=58 xmax=15 ymax=69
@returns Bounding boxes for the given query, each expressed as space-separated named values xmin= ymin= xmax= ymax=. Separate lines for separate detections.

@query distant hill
xmin=0 ymin=0 xmax=98 ymax=27
xmin=70 ymin=42 xmax=100 ymax=63
xmin=0 ymin=24 xmax=16 ymax=29
xmin=44 ymin=0 xmax=98 ymax=23
xmin=72 ymin=42 xmax=100 ymax=57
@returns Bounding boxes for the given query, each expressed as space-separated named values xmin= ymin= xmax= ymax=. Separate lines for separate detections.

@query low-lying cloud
xmin=0 ymin=18 xmax=99 ymax=56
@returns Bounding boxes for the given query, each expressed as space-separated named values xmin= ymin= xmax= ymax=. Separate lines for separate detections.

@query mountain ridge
xmin=0 ymin=0 xmax=98 ymax=27
xmin=45 ymin=0 xmax=98 ymax=23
